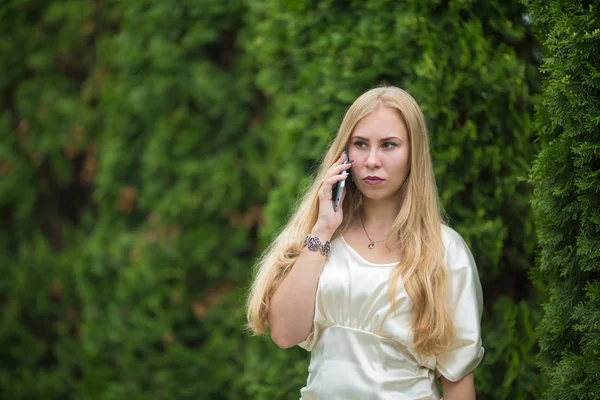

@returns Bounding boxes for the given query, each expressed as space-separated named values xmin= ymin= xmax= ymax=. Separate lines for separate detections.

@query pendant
xmin=368 ymin=242 xmax=375 ymax=250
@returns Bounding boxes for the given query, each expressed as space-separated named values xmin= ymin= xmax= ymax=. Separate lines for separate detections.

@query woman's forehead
xmin=351 ymin=109 xmax=408 ymax=140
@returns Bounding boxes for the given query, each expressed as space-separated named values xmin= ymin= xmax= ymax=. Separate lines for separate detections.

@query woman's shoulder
xmin=440 ymin=224 xmax=464 ymax=247
xmin=440 ymin=224 xmax=477 ymax=272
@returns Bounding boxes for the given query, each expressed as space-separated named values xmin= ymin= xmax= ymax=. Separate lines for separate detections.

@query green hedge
xmin=74 ymin=1 xmax=264 ymax=398
xmin=526 ymin=0 xmax=600 ymax=399
xmin=0 ymin=1 xmax=98 ymax=397
xmin=1 ymin=1 xmax=261 ymax=398
xmin=3 ymin=0 xmax=588 ymax=398
xmin=243 ymin=0 xmax=542 ymax=398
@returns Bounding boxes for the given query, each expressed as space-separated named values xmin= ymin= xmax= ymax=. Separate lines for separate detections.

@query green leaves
xmin=246 ymin=0 xmax=541 ymax=398
xmin=1 ymin=0 xmax=260 ymax=398
xmin=527 ymin=0 xmax=600 ymax=398
xmin=478 ymin=297 xmax=545 ymax=399
xmin=2 ymin=0 xmax=596 ymax=398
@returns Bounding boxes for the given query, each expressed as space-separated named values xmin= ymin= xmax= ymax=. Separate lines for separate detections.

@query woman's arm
xmin=268 ymin=153 xmax=351 ymax=349
xmin=440 ymin=373 xmax=475 ymax=400
xmin=268 ymin=228 xmax=331 ymax=349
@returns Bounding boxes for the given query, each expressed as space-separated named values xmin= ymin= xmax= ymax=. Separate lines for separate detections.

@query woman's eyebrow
xmin=352 ymin=135 xmax=402 ymax=142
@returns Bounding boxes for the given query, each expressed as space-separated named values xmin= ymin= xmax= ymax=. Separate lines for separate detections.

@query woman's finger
xmin=319 ymin=174 xmax=347 ymax=200
xmin=331 ymin=161 xmax=352 ymax=175
xmin=323 ymin=160 xmax=352 ymax=182
xmin=322 ymin=173 xmax=348 ymax=187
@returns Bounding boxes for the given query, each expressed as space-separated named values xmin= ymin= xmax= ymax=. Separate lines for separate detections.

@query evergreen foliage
xmin=3 ymin=0 xmax=590 ymax=398
xmin=0 ymin=1 xmax=100 ymax=397
xmin=67 ymin=0 xmax=262 ymax=398
xmin=1 ymin=1 xmax=262 ymax=398
xmin=244 ymin=0 xmax=542 ymax=398
xmin=525 ymin=0 xmax=600 ymax=398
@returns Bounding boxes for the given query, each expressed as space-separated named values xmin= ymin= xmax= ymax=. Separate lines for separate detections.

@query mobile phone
xmin=333 ymin=151 xmax=351 ymax=211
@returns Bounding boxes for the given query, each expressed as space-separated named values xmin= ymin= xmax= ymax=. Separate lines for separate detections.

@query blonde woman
xmin=247 ymin=86 xmax=484 ymax=400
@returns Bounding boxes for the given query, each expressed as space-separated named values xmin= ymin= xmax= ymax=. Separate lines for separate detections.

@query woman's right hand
xmin=313 ymin=152 xmax=352 ymax=237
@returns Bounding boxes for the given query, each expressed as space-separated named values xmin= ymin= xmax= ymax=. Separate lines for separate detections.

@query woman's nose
xmin=366 ymin=149 xmax=381 ymax=169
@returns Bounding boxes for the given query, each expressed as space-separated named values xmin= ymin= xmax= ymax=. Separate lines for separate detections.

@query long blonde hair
xmin=246 ymin=86 xmax=453 ymax=355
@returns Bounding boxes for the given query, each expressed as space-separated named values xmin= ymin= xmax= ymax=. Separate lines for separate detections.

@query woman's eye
xmin=354 ymin=141 xmax=367 ymax=148
xmin=382 ymin=142 xmax=397 ymax=149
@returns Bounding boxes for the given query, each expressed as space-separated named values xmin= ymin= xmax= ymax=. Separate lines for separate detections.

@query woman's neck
xmin=359 ymin=196 xmax=399 ymax=234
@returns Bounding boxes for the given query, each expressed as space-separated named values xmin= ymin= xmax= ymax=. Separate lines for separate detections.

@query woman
xmin=247 ymin=86 xmax=484 ymax=399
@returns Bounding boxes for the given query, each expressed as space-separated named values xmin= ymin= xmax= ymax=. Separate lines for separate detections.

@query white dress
xmin=298 ymin=225 xmax=484 ymax=400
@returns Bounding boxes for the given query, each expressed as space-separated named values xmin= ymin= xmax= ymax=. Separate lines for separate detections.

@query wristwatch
xmin=303 ymin=235 xmax=331 ymax=257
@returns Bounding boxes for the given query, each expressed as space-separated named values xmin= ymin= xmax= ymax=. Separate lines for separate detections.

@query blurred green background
xmin=1 ymin=0 xmax=598 ymax=399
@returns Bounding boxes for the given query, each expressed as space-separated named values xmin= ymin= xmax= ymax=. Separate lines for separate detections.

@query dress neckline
xmin=339 ymin=236 xmax=400 ymax=267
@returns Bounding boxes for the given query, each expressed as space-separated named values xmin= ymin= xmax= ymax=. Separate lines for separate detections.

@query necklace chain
xmin=360 ymin=211 xmax=386 ymax=249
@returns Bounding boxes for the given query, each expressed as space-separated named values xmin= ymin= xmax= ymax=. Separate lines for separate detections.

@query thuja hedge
xmin=74 ymin=1 xmax=264 ymax=398
xmin=242 ymin=0 xmax=542 ymax=398
xmin=0 ymin=0 xmax=264 ymax=398
xmin=526 ymin=0 xmax=600 ymax=399
xmin=0 ymin=1 xmax=101 ymax=397
xmin=0 ymin=0 xmax=562 ymax=399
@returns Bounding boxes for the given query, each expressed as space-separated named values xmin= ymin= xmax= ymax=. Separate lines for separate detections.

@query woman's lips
xmin=363 ymin=177 xmax=384 ymax=185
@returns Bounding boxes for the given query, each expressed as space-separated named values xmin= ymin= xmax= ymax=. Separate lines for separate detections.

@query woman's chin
xmin=359 ymin=190 xmax=398 ymax=202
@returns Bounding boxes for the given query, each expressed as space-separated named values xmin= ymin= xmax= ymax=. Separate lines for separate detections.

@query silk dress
xmin=298 ymin=225 xmax=484 ymax=400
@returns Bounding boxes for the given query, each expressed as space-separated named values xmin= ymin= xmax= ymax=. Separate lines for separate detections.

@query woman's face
xmin=348 ymin=107 xmax=411 ymax=201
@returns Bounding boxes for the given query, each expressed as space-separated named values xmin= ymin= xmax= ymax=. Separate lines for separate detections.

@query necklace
xmin=360 ymin=212 xmax=386 ymax=250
